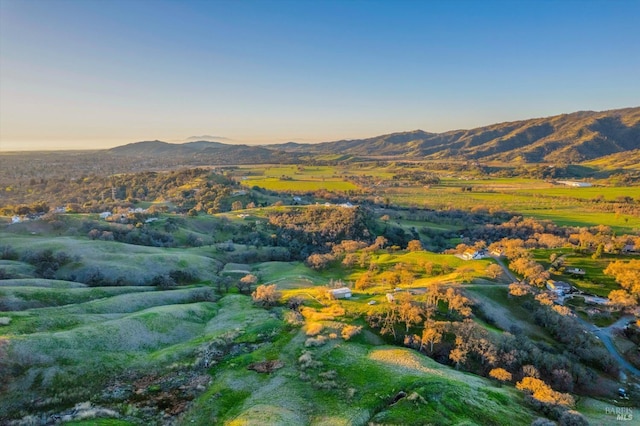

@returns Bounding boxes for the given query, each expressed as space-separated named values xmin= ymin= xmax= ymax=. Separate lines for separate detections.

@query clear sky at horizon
xmin=1 ymin=0 xmax=639 ymax=151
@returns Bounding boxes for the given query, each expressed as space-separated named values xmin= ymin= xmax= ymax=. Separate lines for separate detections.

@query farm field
xmin=384 ymin=184 xmax=640 ymax=233
xmin=241 ymin=177 xmax=359 ymax=192
xmin=236 ymin=165 xmax=636 ymax=235
xmin=233 ymin=164 xmax=640 ymax=233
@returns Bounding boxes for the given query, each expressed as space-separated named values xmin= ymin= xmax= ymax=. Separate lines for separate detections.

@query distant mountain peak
xmin=183 ymin=135 xmax=231 ymax=142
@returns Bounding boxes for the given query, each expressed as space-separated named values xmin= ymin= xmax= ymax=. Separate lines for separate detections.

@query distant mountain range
xmin=110 ymin=107 xmax=640 ymax=164
xmin=109 ymin=140 xmax=299 ymax=164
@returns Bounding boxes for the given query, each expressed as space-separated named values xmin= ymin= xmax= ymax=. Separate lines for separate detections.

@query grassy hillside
xmin=1 ymin=235 xmax=222 ymax=285
xmin=179 ymin=296 xmax=537 ymax=426
xmin=1 ymin=284 xmax=218 ymax=420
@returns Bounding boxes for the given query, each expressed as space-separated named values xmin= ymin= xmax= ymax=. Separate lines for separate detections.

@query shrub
xmin=407 ymin=240 xmax=423 ymax=252
xmin=305 ymin=322 xmax=324 ymax=336
xmin=341 ymin=324 xmax=362 ymax=341
xmin=298 ymin=351 xmax=322 ymax=370
xmin=305 ymin=336 xmax=327 ymax=347
xmin=489 ymin=367 xmax=513 ymax=384
xmin=251 ymin=284 xmax=280 ymax=307
xmin=189 ymin=288 xmax=216 ymax=302
xmin=0 ymin=245 xmax=18 ymax=260
xmin=169 ymin=269 xmax=199 ymax=284
xmin=284 ymin=310 xmax=304 ymax=326
xmin=237 ymin=274 xmax=257 ymax=294
xmin=516 ymin=376 xmax=574 ymax=407
xmin=0 ymin=269 xmax=12 ymax=280
xmin=559 ymin=410 xmax=588 ymax=426
xmin=152 ymin=273 xmax=177 ymax=290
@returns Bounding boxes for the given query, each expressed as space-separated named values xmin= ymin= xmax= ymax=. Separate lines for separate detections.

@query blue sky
xmin=1 ymin=0 xmax=639 ymax=151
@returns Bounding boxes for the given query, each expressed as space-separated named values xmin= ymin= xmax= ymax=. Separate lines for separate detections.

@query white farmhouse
xmin=329 ymin=287 xmax=352 ymax=299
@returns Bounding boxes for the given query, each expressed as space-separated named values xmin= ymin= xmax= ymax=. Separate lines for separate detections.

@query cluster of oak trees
xmin=267 ymin=206 xmax=376 ymax=260
xmin=606 ymin=259 xmax=640 ymax=309
xmin=1 ymin=168 xmax=240 ymax=216
xmin=360 ymin=286 xmax=601 ymax=420
xmin=463 ymin=216 xmax=639 ymax=256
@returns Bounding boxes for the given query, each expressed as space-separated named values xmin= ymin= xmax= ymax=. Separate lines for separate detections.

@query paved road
xmin=578 ymin=315 xmax=640 ymax=377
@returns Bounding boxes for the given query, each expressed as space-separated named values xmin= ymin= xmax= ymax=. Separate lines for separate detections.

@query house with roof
xmin=557 ymin=180 xmax=592 ymax=187
xmin=546 ymin=280 xmax=572 ymax=296
xmin=329 ymin=287 xmax=352 ymax=299
xmin=490 ymin=248 xmax=505 ymax=257
xmin=565 ymin=267 xmax=585 ymax=276
xmin=462 ymin=249 xmax=487 ymax=260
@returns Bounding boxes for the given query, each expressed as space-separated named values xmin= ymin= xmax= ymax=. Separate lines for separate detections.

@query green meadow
xmin=242 ymin=177 xmax=358 ymax=192
xmin=230 ymin=163 xmax=639 ymax=232
xmin=531 ymin=248 xmax=620 ymax=297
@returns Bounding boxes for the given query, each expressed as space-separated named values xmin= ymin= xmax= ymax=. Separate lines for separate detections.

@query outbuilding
xmin=329 ymin=287 xmax=352 ymax=299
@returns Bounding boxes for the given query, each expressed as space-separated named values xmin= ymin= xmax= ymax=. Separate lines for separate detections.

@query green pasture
xmin=384 ymin=183 xmax=640 ymax=233
xmin=238 ymin=163 xmax=397 ymax=179
xmin=465 ymin=285 xmax=554 ymax=343
xmin=0 ymin=285 xmax=222 ymax=419
xmin=519 ymin=209 xmax=640 ymax=234
xmin=393 ymin=218 xmax=462 ymax=232
xmin=372 ymin=251 xmax=465 ymax=268
xmin=253 ymin=261 xmax=344 ymax=286
xmin=519 ymin=186 xmax=640 ymax=201
xmin=373 ymin=251 xmax=491 ymax=276
xmin=439 ymin=177 xmax=549 ymax=188
xmin=531 ymin=249 xmax=620 ymax=297
xmin=242 ymin=177 xmax=358 ymax=192
xmin=0 ymin=278 xmax=86 ymax=288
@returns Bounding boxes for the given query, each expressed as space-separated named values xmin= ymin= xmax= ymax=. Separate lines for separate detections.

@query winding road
xmin=488 ymin=255 xmax=640 ymax=377
xmin=577 ymin=315 xmax=640 ymax=377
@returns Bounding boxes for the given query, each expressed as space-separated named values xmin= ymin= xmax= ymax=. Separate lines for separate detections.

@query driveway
xmin=578 ymin=315 xmax=640 ymax=377
xmin=489 ymin=255 xmax=518 ymax=283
